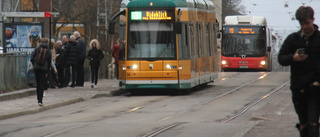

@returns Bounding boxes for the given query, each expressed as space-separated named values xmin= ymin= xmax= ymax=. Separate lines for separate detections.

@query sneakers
xmin=43 ymin=91 xmax=46 ymax=97
xmin=94 ymin=85 xmax=97 ymax=88
xmin=38 ymin=103 xmax=43 ymax=106
xmin=91 ymin=83 xmax=94 ymax=88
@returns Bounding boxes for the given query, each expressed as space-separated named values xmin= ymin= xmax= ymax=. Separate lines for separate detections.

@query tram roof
xmin=122 ymin=0 xmax=215 ymax=10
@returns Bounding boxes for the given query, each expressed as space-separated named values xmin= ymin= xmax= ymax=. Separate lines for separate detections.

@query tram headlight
xmin=166 ymin=64 xmax=171 ymax=69
xmin=260 ymin=61 xmax=266 ymax=65
xmin=222 ymin=60 xmax=227 ymax=65
xmin=132 ymin=64 xmax=138 ymax=69
xmin=127 ymin=64 xmax=138 ymax=69
xmin=166 ymin=64 xmax=177 ymax=69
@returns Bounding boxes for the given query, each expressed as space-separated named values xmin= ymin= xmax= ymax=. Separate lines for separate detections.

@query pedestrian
xmin=64 ymin=35 xmax=80 ymax=88
xmin=44 ymin=40 xmax=58 ymax=96
xmin=278 ymin=6 xmax=320 ymax=137
xmin=112 ymin=38 xmax=121 ymax=79
xmin=30 ymin=38 xmax=52 ymax=106
xmin=87 ymin=39 xmax=104 ymax=88
xmin=49 ymin=40 xmax=59 ymax=88
xmin=62 ymin=35 xmax=68 ymax=49
xmin=55 ymin=40 xmax=65 ymax=88
xmin=74 ymin=31 xmax=86 ymax=87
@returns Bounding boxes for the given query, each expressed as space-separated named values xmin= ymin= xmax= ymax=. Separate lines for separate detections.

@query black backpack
xmin=35 ymin=47 xmax=48 ymax=65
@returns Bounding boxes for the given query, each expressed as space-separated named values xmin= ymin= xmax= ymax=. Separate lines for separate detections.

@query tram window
xmin=184 ymin=23 xmax=190 ymax=59
xmin=207 ymin=23 xmax=211 ymax=56
xmin=178 ymin=25 xmax=183 ymax=59
xmin=197 ymin=23 xmax=201 ymax=57
xmin=189 ymin=24 xmax=195 ymax=58
xmin=179 ymin=23 xmax=190 ymax=60
xmin=185 ymin=24 xmax=188 ymax=46
xmin=204 ymin=23 xmax=209 ymax=56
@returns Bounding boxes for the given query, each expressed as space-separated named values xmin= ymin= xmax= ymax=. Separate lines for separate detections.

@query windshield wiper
xmin=146 ymin=46 xmax=169 ymax=61
xmin=148 ymin=32 xmax=172 ymax=61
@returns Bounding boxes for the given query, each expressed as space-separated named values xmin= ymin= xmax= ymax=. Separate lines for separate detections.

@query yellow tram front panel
xmin=123 ymin=60 xmax=182 ymax=89
xmin=125 ymin=60 xmax=179 ymax=79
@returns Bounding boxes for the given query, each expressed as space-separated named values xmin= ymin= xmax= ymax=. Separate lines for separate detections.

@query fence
xmin=0 ymin=52 xmax=28 ymax=91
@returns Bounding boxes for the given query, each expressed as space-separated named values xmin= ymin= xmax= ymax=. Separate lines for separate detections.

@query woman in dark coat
xmin=87 ymin=39 xmax=104 ymax=88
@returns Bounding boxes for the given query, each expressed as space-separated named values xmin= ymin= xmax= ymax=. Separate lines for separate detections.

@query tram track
xmin=219 ymin=80 xmax=290 ymax=124
xmin=141 ymin=72 xmax=291 ymax=136
xmin=43 ymin=72 xmax=288 ymax=137
xmin=158 ymin=72 xmax=272 ymax=120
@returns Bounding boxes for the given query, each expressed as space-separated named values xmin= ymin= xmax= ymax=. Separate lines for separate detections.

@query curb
xmin=0 ymin=98 xmax=84 ymax=121
xmin=0 ymin=88 xmax=126 ymax=121
xmin=0 ymin=88 xmax=36 ymax=102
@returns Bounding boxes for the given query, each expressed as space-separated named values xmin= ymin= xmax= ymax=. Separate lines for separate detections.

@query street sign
xmin=44 ymin=12 xmax=51 ymax=17
xmin=2 ymin=12 xmax=58 ymax=17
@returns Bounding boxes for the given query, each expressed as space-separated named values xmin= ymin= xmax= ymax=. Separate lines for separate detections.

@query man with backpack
xmin=30 ymin=38 xmax=52 ymax=106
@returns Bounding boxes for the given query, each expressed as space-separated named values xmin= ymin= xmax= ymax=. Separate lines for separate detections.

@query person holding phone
xmin=278 ymin=6 xmax=320 ymax=137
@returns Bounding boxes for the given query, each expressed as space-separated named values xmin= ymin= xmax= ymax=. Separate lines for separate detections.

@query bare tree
xmin=52 ymin=0 xmax=98 ymax=41
xmin=51 ymin=0 xmax=121 ymax=51
xmin=222 ymin=0 xmax=245 ymax=24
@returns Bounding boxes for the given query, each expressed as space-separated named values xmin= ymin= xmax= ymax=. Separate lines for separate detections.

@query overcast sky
xmin=241 ymin=0 xmax=320 ymax=31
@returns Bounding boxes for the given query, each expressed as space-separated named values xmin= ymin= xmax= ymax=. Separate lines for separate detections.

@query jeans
xmin=292 ymin=85 xmax=320 ymax=137
xmin=115 ymin=64 xmax=119 ymax=79
xmin=57 ymin=68 xmax=65 ymax=87
xmin=76 ymin=59 xmax=85 ymax=86
xmin=34 ymin=69 xmax=46 ymax=103
xmin=91 ymin=66 xmax=99 ymax=85
xmin=65 ymin=64 xmax=77 ymax=86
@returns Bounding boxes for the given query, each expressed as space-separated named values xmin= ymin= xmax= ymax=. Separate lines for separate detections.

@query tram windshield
xmin=127 ymin=9 xmax=175 ymax=60
xmin=128 ymin=21 xmax=175 ymax=60
xmin=222 ymin=26 xmax=266 ymax=57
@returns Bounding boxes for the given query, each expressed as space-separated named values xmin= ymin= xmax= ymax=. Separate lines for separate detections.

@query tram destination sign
xmin=131 ymin=10 xmax=172 ymax=21
xmin=224 ymin=26 xmax=264 ymax=34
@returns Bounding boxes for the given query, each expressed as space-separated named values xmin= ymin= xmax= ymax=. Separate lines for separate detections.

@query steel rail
xmin=142 ymin=122 xmax=186 ymax=137
xmin=175 ymin=73 xmax=272 ymax=115
xmin=219 ymin=80 xmax=290 ymax=124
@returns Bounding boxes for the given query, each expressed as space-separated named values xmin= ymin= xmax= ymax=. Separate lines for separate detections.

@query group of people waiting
xmin=30 ymin=31 xmax=108 ymax=106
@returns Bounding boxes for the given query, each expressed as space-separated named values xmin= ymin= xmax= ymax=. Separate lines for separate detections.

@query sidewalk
xmin=0 ymin=79 xmax=126 ymax=121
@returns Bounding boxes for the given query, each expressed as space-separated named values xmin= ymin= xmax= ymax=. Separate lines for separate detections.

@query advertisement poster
xmin=3 ymin=23 xmax=43 ymax=54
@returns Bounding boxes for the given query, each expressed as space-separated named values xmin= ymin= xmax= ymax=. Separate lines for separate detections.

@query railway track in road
xmin=160 ymin=73 xmax=272 ymax=117
xmin=39 ymin=72 xmax=290 ymax=137
xmin=142 ymin=72 xmax=290 ymax=137
xmin=219 ymin=80 xmax=290 ymax=124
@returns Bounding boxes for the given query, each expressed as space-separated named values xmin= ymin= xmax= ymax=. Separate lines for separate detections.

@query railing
xmin=0 ymin=52 xmax=28 ymax=91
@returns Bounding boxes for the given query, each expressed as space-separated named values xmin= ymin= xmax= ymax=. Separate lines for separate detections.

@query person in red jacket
xmin=112 ymin=39 xmax=121 ymax=79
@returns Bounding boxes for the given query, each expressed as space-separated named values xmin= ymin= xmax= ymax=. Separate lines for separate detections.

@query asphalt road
xmin=0 ymin=72 xmax=296 ymax=137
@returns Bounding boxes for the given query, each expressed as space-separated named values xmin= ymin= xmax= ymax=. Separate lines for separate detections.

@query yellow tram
xmin=109 ymin=0 xmax=219 ymax=90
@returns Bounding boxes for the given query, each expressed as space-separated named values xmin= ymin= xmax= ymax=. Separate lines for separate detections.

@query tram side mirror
xmin=216 ymin=32 xmax=221 ymax=38
xmin=109 ymin=22 xmax=115 ymax=34
xmin=267 ymin=46 xmax=271 ymax=52
xmin=175 ymin=22 xmax=182 ymax=34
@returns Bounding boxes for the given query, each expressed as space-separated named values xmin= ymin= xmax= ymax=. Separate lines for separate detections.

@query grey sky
xmin=242 ymin=0 xmax=320 ymax=31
